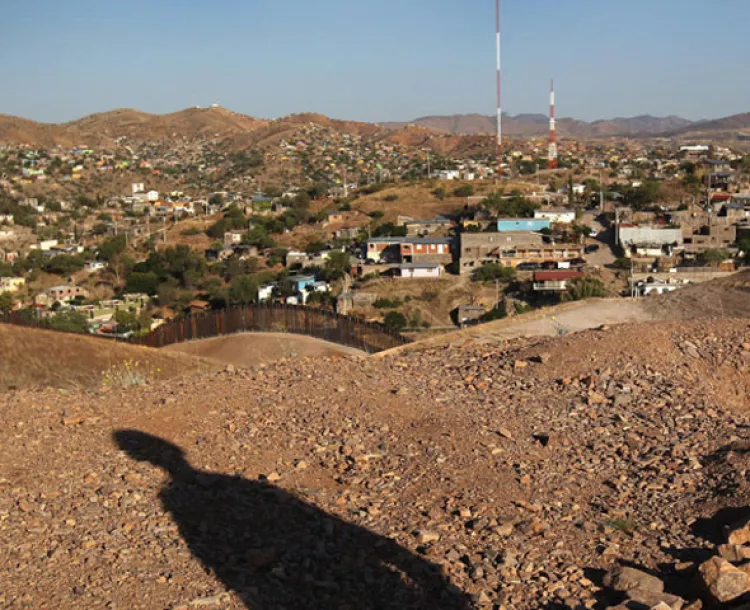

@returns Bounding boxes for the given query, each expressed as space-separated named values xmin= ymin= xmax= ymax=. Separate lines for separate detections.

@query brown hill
xmin=0 ymin=324 xmax=219 ymax=390
xmin=0 ymin=107 xmax=268 ymax=146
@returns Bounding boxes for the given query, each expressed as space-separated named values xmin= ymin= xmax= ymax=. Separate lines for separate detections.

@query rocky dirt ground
xmin=1 ymin=319 xmax=750 ymax=609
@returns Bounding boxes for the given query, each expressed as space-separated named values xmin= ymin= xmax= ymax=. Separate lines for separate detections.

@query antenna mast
xmin=548 ymin=79 xmax=558 ymax=170
xmin=495 ymin=0 xmax=502 ymax=179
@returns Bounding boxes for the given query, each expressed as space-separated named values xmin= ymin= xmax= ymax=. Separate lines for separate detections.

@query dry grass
xmin=0 ymin=324 xmax=219 ymax=391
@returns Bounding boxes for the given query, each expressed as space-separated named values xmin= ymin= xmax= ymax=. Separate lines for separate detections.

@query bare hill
xmin=1 ymin=318 xmax=749 ymax=609
xmin=0 ymin=324 xmax=219 ymax=390
xmin=166 ymin=332 xmax=363 ymax=367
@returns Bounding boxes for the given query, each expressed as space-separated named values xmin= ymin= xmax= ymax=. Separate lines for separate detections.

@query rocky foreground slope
xmin=1 ymin=320 xmax=750 ymax=609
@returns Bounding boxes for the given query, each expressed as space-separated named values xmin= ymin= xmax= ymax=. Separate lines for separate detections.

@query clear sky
xmin=1 ymin=0 xmax=748 ymax=124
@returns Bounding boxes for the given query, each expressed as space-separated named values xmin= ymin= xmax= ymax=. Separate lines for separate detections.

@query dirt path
xmin=379 ymin=298 xmax=652 ymax=356
xmin=165 ymin=332 xmax=364 ymax=367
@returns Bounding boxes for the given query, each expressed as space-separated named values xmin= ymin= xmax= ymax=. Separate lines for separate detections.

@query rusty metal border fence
xmin=2 ymin=305 xmax=410 ymax=354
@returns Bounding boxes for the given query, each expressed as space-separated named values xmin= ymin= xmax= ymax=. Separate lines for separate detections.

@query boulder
xmin=699 ymin=556 xmax=750 ymax=603
xmin=604 ymin=566 xmax=665 ymax=594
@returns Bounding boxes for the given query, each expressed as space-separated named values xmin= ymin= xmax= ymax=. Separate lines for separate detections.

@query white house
xmin=395 ymin=263 xmax=443 ymax=279
xmin=534 ymin=208 xmax=576 ymax=224
xmin=0 ymin=277 xmax=25 ymax=293
xmin=36 ymin=239 xmax=59 ymax=252
xmin=147 ymin=190 xmax=160 ymax=202
xmin=437 ymin=170 xmax=460 ymax=181
xmin=84 ymin=261 xmax=106 ymax=273
xmin=258 ymin=283 xmax=275 ymax=302
xmin=132 ymin=183 xmax=145 ymax=194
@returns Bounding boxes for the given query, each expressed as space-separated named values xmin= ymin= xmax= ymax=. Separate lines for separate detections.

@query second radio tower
xmin=548 ymin=79 xmax=558 ymax=170
xmin=495 ymin=0 xmax=502 ymax=179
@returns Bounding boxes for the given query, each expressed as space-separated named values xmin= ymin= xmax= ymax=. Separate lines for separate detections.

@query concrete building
xmin=618 ymin=225 xmax=684 ymax=258
xmin=399 ymin=238 xmax=453 ymax=265
xmin=532 ymin=270 xmax=584 ymax=292
xmin=497 ymin=218 xmax=551 ymax=232
xmin=459 ymin=232 xmax=584 ymax=275
xmin=395 ymin=263 xmax=444 ymax=279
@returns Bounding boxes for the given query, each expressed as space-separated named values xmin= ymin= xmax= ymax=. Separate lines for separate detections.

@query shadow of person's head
xmin=114 ymin=429 xmax=189 ymax=474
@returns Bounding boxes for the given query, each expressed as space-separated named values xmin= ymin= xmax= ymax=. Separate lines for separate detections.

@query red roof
xmin=533 ymin=270 xmax=585 ymax=281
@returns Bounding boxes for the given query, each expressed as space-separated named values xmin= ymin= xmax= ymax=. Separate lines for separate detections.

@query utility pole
xmin=599 ymin=169 xmax=604 ymax=212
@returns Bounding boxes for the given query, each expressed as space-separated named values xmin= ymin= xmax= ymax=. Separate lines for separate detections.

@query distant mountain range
xmin=382 ymin=114 xmax=705 ymax=138
xmin=0 ymin=107 xmax=748 ymax=148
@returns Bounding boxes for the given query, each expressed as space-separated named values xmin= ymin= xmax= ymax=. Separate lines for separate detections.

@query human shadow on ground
xmin=114 ymin=430 xmax=472 ymax=610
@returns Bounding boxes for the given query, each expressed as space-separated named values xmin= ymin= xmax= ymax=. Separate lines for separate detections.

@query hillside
xmin=0 ymin=318 xmax=749 ymax=609
xmin=0 ymin=324 xmax=220 ymax=390
xmin=0 ymin=106 xmax=268 ymax=146
xmin=1 ymin=106 xmax=746 ymax=149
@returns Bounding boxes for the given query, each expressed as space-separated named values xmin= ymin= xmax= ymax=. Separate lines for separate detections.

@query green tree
xmin=228 ymin=275 xmax=259 ymax=305
xmin=383 ymin=310 xmax=407 ymax=332
xmin=98 ymin=234 xmax=127 ymax=262
xmin=432 ymin=186 xmax=447 ymax=201
xmin=48 ymin=310 xmax=89 ymax=333
xmin=563 ymin=277 xmax=606 ymax=302
xmin=323 ymin=251 xmax=351 ymax=281
xmin=0 ymin=291 xmax=14 ymax=314
xmin=124 ymin=271 xmax=160 ymax=295
xmin=114 ymin=309 xmax=143 ymax=334
xmin=698 ymin=248 xmax=729 ymax=267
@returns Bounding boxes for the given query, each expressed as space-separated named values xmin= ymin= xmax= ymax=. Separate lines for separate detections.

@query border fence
xmin=2 ymin=304 xmax=410 ymax=354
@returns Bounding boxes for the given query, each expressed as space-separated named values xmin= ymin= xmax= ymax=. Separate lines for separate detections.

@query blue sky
xmin=1 ymin=0 xmax=748 ymax=123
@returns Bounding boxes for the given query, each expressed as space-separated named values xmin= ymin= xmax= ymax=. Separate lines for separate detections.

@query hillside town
xmin=1 ymin=127 xmax=750 ymax=337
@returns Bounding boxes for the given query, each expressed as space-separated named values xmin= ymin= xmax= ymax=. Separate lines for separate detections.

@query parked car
xmin=585 ymin=244 xmax=600 ymax=254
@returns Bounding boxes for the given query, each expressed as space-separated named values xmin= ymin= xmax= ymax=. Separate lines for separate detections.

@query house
xmin=534 ymin=208 xmax=576 ymax=224
xmin=47 ymin=285 xmax=89 ymax=304
xmin=497 ymin=218 xmax=551 ymax=233
xmin=399 ymin=238 xmax=453 ymax=265
xmin=147 ymin=190 xmax=160 ymax=202
xmin=0 ymin=229 xmax=14 ymax=241
xmin=204 ymin=246 xmax=234 ymax=262
xmin=437 ymin=170 xmax=460 ymax=180
xmin=0 ymin=214 xmax=14 ymax=225
xmin=224 ymin=231 xmax=244 ymax=246
xmin=36 ymin=239 xmax=59 ymax=252
xmin=395 ymin=263 xmax=444 ymax=279
xmin=83 ymin=261 xmax=106 ymax=273
xmin=618 ymin=225 xmax=684 ymax=258
xmin=0 ymin=277 xmax=25 ymax=293
xmin=532 ymin=270 xmax=585 ymax=292
xmin=287 ymin=274 xmax=316 ymax=293
xmin=367 ymin=237 xmax=407 ymax=263
xmin=403 ymin=216 xmax=452 ymax=236
xmin=459 ymin=232 xmax=584 ymax=274
xmin=632 ymin=278 xmax=690 ymax=297
xmin=682 ymin=224 xmax=737 ymax=254
xmin=258 ymin=284 xmax=275 ymax=302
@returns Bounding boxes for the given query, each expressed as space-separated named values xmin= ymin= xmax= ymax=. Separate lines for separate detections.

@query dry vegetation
xmin=0 ymin=324 xmax=219 ymax=390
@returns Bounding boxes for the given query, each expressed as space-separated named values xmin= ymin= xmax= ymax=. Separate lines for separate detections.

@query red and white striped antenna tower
xmin=495 ymin=0 xmax=502 ymax=179
xmin=548 ymin=79 xmax=558 ymax=170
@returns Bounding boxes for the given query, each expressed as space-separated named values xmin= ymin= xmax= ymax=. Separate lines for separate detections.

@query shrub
xmin=471 ymin=263 xmax=516 ymax=283
xmin=563 ymin=277 xmax=607 ymax=302
xmin=180 ymin=227 xmax=202 ymax=236
xmin=384 ymin=194 xmax=399 ymax=202
xmin=453 ymin=185 xmax=475 ymax=197
xmin=373 ymin=297 xmax=403 ymax=309
xmin=383 ymin=310 xmax=407 ymax=331
xmin=432 ymin=186 xmax=447 ymax=201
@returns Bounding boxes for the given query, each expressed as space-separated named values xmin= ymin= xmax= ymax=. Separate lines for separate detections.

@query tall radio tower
xmin=495 ymin=0 xmax=502 ymax=178
xmin=548 ymin=79 xmax=558 ymax=170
